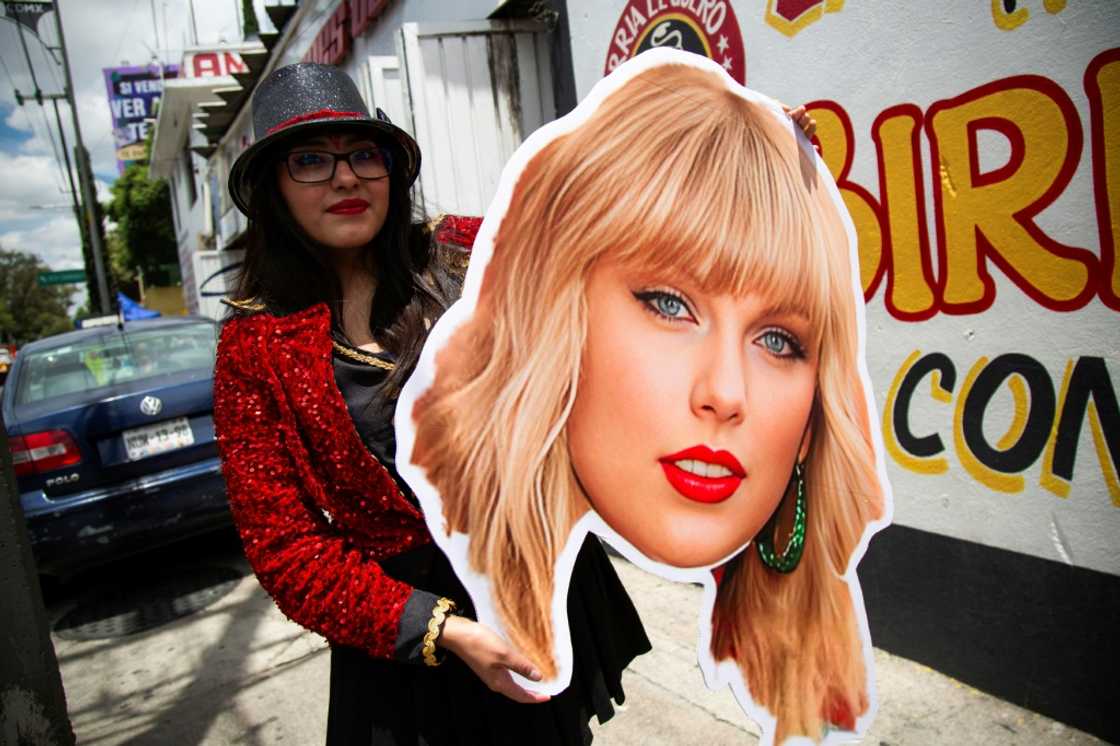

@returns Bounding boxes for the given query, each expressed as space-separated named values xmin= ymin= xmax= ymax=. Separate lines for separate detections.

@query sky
xmin=0 ymin=0 xmax=269 ymax=309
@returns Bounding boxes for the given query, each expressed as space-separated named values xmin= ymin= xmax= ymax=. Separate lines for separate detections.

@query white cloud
xmin=0 ymin=213 xmax=83 ymax=270
xmin=76 ymin=88 xmax=117 ymax=179
xmin=4 ymin=105 xmax=55 ymax=157
xmin=0 ymin=150 xmax=74 ymax=220
xmin=4 ymin=105 xmax=31 ymax=133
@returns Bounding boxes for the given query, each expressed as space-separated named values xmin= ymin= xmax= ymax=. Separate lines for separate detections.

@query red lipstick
xmin=327 ymin=198 xmax=370 ymax=215
xmin=659 ymin=445 xmax=746 ymax=504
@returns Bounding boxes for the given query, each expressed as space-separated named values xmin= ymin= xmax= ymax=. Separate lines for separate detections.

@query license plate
xmin=123 ymin=417 xmax=194 ymax=461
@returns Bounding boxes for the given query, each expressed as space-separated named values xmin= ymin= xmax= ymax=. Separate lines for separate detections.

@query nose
xmin=332 ymin=156 xmax=360 ymax=188
xmin=690 ymin=333 xmax=746 ymax=424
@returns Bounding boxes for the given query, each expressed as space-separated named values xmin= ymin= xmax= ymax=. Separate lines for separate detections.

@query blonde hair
xmin=411 ymin=62 xmax=884 ymax=742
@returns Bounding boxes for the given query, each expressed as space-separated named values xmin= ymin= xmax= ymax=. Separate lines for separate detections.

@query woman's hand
xmin=783 ymin=103 xmax=818 ymax=141
xmin=438 ymin=615 xmax=552 ymax=704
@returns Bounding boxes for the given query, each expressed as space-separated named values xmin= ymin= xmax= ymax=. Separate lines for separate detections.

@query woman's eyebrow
xmin=757 ymin=302 xmax=813 ymax=324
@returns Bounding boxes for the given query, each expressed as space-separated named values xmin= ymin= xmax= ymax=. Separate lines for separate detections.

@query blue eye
xmin=655 ymin=294 xmax=684 ymax=317
xmin=758 ymin=329 xmax=804 ymax=358
xmin=634 ymin=290 xmax=693 ymax=322
xmin=351 ymin=148 xmax=380 ymax=164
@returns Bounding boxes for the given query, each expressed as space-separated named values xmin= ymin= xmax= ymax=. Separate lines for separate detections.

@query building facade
xmin=150 ymin=1 xmax=1117 ymax=740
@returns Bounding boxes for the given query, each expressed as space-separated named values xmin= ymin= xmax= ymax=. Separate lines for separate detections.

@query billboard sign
xmin=102 ymin=64 xmax=178 ymax=172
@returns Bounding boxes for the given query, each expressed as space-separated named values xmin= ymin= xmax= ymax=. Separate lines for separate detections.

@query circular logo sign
xmin=604 ymin=0 xmax=746 ymax=85
xmin=139 ymin=396 xmax=163 ymax=416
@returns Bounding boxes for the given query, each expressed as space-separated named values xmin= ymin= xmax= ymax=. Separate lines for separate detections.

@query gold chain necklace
xmin=331 ymin=341 xmax=396 ymax=371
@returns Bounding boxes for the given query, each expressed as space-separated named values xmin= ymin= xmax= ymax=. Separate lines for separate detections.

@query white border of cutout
xmin=396 ymin=47 xmax=895 ymax=746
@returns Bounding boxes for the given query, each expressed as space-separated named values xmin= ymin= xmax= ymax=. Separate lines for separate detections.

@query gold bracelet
xmin=422 ymin=597 xmax=457 ymax=667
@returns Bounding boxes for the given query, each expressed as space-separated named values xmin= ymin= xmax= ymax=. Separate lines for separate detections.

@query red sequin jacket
xmin=212 ymin=216 xmax=480 ymax=661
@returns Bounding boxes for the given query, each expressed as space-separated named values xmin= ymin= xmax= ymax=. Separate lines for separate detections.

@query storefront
xmin=150 ymin=43 xmax=264 ymax=316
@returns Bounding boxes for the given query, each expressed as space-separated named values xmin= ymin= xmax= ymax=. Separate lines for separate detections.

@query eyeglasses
xmin=283 ymin=147 xmax=393 ymax=183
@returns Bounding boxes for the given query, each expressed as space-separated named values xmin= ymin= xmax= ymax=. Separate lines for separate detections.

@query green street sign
xmin=37 ymin=269 xmax=87 ymax=286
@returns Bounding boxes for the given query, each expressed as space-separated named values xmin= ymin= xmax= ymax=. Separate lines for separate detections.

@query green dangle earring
xmin=755 ymin=462 xmax=807 ymax=573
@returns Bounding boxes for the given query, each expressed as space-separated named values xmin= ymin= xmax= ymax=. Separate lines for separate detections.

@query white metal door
xmin=361 ymin=55 xmax=410 ymax=133
xmin=397 ymin=20 xmax=556 ymax=217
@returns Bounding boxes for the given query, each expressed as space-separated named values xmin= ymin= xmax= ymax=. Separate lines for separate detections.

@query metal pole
xmin=149 ymin=0 xmax=161 ymax=57
xmin=51 ymin=0 xmax=112 ymax=315
xmin=0 ymin=422 xmax=76 ymax=745
xmin=48 ymin=97 xmax=89 ymax=277
xmin=187 ymin=0 xmax=200 ymax=46
xmin=12 ymin=8 xmax=43 ymax=98
xmin=49 ymin=98 xmax=81 ymax=222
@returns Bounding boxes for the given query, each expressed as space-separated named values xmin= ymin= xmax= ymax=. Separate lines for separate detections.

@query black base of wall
xmin=859 ymin=524 xmax=1119 ymax=742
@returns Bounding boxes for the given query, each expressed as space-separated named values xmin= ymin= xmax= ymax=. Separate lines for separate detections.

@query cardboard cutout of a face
xmin=396 ymin=49 xmax=893 ymax=746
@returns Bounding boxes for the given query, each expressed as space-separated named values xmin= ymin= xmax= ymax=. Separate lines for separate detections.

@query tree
xmin=0 ymin=249 xmax=76 ymax=346
xmin=104 ymin=159 xmax=178 ymax=288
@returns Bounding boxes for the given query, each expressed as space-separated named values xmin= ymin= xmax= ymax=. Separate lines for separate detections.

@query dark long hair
xmin=232 ymin=144 xmax=459 ymax=398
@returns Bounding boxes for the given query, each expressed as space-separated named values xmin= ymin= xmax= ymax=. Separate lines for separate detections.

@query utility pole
xmin=51 ymin=1 xmax=112 ymax=315
xmin=49 ymin=97 xmax=83 ymax=242
xmin=8 ymin=1 xmax=112 ymax=315
xmin=0 ymin=425 xmax=75 ymax=744
xmin=187 ymin=0 xmax=199 ymax=46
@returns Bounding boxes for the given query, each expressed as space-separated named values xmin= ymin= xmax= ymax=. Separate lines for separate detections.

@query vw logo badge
xmin=139 ymin=396 xmax=163 ymax=416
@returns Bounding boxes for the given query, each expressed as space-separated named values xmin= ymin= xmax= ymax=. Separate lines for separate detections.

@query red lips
xmin=327 ymin=198 xmax=370 ymax=215
xmin=659 ymin=445 xmax=746 ymax=504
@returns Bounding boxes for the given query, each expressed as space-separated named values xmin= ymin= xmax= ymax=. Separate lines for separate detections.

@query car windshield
xmin=13 ymin=322 xmax=218 ymax=406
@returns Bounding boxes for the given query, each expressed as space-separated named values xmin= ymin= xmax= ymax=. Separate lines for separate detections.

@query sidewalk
xmin=50 ymin=542 xmax=1102 ymax=745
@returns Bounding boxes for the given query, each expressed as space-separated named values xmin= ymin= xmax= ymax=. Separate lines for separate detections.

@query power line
xmin=0 ymin=44 xmax=68 ymax=194
xmin=41 ymin=26 xmax=65 ymax=93
xmin=37 ymin=97 xmax=72 ymax=193
xmin=89 ymin=0 xmax=145 ymax=153
xmin=0 ymin=47 xmax=19 ymax=91
xmin=8 ymin=33 xmax=70 ymax=192
xmin=11 ymin=8 xmax=42 ymax=95
xmin=37 ymin=55 xmax=79 ymax=198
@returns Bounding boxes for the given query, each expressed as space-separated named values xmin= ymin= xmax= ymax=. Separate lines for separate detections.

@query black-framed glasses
xmin=283 ymin=147 xmax=393 ymax=183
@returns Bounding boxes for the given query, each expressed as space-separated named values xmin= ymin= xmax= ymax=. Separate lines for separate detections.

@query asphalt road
xmin=40 ymin=531 xmax=1104 ymax=745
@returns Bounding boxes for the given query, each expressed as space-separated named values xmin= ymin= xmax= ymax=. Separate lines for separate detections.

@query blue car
xmin=3 ymin=316 xmax=230 ymax=577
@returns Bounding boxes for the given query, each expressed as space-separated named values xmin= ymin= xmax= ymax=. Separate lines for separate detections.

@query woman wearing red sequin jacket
xmin=212 ymin=63 xmax=651 ymax=745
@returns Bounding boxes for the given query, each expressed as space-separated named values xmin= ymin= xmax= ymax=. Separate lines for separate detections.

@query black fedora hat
xmin=227 ymin=63 xmax=421 ymax=215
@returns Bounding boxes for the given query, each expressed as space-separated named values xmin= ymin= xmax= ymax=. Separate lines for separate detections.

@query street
xmin=41 ymin=532 xmax=1103 ymax=745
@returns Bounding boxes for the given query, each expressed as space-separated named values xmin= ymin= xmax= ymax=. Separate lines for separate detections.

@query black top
xmin=331 ymin=340 xmax=409 ymax=496
xmin=328 ymin=339 xmax=652 ymax=746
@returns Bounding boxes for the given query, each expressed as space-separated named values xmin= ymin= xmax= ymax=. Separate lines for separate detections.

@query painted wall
xmin=266 ymin=0 xmax=498 ymax=70
xmin=568 ymin=0 xmax=1119 ymax=580
xmin=169 ymin=150 xmax=204 ymax=315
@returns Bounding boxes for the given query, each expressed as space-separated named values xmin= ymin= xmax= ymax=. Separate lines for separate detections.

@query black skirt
xmin=325 ymin=535 xmax=650 ymax=746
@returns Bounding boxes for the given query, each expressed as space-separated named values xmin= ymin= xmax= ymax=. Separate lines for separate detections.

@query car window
xmin=13 ymin=323 xmax=218 ymax=406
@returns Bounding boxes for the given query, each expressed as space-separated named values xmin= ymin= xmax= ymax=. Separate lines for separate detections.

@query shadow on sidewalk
xmin=49 ymin=530 xmax=309 ymax=745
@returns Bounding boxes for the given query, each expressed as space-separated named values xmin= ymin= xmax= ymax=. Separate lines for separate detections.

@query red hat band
xmin=265 ymin=109 xmax=367 ymax=136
